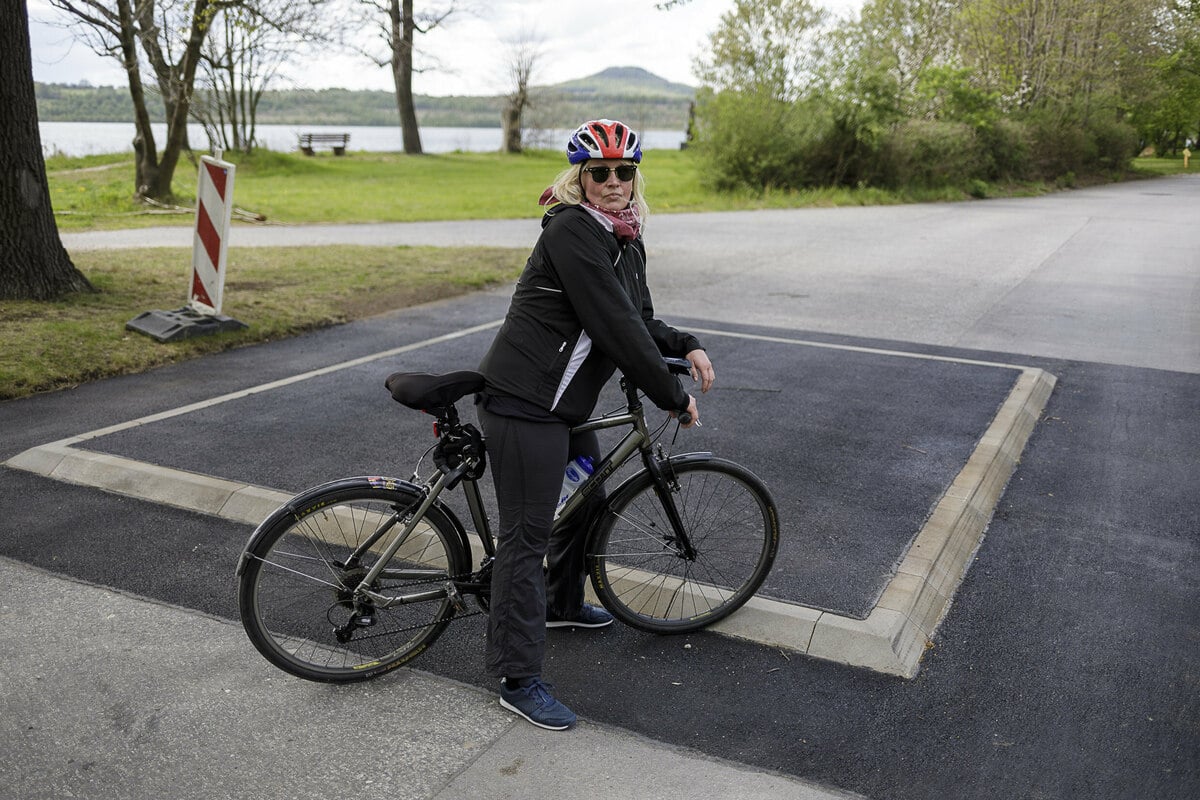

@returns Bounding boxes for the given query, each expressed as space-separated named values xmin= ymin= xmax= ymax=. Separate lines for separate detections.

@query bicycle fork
xmin=645 ymin=445 xmax=699 ymax=562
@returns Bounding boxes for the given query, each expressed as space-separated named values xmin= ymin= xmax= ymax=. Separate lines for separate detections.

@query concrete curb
xmin=4 ymin=367 xmax=1055 ymax=679
xmin=694 ymin=368 xmax=1056 ymax=677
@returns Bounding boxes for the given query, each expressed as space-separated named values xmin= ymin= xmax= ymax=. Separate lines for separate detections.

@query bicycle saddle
xmin=385 ymin=370 xmax=485 ymax=412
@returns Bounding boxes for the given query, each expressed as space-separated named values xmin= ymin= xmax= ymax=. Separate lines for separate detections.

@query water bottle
xmin=557 ymin=456 xmax=595 ymax=510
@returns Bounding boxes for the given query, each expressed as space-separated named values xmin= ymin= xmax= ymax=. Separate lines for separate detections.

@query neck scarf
xmin=538 ymin=187 xmax=643 ymax=242
xmin=580 ymin=200 xmax=642 ymax=242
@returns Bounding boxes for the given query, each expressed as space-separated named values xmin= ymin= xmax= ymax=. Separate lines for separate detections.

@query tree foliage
xmin=1131 ymin=0 xmax=1200 ymax=153
xmin=691 ymin=0 xmax=830 ymax=190
xmin=695 ymin=0 xmax=826 ymax=103
xmin=51 ymin=0 xmax=230 ymax=201
xmin=50 ymin=0 xmax=329 ymax=196
xmin=692 ymin=0 xmax=1179 ymax=191
xmin=355 ymin=0 xmax=466 ymax=154
xmin=192 ymin=0 xmax=331 ymax=154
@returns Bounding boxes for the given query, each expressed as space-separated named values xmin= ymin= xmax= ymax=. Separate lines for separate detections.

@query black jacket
xmin=478 ymin=204 xmax=701 ymax=424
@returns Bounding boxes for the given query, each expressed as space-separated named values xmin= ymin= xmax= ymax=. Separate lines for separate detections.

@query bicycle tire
xmin=237 ymin=479 xmax=470 ymax=683
xmin=586 ymin=457 xmax=778 ymax=634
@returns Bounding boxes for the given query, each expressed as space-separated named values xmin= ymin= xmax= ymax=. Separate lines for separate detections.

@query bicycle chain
xmin=333 ymin=605 xmax=486 ymax=644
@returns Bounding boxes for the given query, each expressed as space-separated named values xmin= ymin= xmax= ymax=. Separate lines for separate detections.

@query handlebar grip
xmin=664 ymin=357 xmax=692 ymax=376
xmin=677 ymin=411 xmax=693 ymax=426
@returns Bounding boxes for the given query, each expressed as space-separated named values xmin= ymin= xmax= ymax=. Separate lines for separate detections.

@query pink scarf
xmin=538 ymin=186 xmax=642 ymax=242
xmin=581 ymin=200 xmax=642 ymax=242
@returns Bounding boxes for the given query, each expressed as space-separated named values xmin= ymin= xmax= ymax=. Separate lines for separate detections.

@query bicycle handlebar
xmin=664 ymin=357 xmax=692 ymax=376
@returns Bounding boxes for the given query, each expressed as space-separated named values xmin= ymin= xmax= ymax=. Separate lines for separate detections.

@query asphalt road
xmin=61 ymin=174 xmax=1200 ymax=374
xmin=3 ymin=175 xmax=1198 ymax=799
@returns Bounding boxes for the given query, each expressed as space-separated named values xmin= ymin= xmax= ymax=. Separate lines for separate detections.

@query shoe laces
xmin=520 ymin=679 xmax=557 ymax=706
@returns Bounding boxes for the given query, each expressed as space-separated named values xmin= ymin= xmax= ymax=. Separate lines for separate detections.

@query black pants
xmin=476 ymin=405 xmax=604 ymax=680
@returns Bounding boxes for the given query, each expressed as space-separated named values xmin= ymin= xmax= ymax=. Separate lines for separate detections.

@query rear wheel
xmin=238 ymin=484 xmax=469 ymax=682
xmin=587 ymin=459 xmax=778 ymax=634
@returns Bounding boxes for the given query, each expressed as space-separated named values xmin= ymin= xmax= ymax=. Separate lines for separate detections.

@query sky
xmin=27 ymin=0 xmax=865 ymax=98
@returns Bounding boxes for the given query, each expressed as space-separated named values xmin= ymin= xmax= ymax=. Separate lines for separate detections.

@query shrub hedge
xmin=696 ymin=89 xmax=1141 ymax=192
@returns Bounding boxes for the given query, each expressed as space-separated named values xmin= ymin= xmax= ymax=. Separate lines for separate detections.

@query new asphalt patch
xmin=51 ymin=323 xmax=1020 ymax=620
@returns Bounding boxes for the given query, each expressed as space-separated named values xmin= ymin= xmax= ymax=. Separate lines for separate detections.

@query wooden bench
xmin=298 ymin=132 xmax=350 ymax=156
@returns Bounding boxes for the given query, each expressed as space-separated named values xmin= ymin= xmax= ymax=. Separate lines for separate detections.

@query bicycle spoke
xmin=588 ymin=460 xmax=777 ymax=633
xmin=239 ymin=486 xmax=468 ymax=682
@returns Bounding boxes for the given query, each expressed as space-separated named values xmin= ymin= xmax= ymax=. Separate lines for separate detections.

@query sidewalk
xmin=0 ymin=556 xmax=859 ymax=800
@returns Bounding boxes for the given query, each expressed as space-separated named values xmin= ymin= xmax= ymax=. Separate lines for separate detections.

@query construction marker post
xmin=126 ymin=155 xmax=247 ymax=342
xmin=189 ymin=155 xmax=235 ymax=313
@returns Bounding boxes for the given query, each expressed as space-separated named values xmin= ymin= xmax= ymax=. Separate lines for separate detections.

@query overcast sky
xmin=28 ymin=0 xmax=865 ymax=97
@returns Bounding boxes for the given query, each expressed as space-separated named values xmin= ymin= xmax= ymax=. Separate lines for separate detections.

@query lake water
xmin=39 ymin=122 xmax=687 ymax=157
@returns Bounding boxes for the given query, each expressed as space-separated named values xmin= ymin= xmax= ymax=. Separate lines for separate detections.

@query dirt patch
xmin=50 ymin=161 xmax=134 ymax=176
xmin=338 ymin=284 xmax=466 ymax=318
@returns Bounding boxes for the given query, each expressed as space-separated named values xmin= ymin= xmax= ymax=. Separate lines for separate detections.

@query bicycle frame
xmin=350 ymin=376 xmax=697 ymax=607
xmin=235 ymin=358 xmax=781 ymax=681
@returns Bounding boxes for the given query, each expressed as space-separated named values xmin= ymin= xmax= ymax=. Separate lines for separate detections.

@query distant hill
xmin=35 ymin=67 xmax=696 ymax=131
xmin=552 ymin=66 xmax=695 ymax=98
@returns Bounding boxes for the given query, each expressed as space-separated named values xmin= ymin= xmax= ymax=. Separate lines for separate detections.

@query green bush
xmin=693 ymin=89 xmax=826 ymax=191
xmin=693 ymin=79 xmax=1139 ymax=193
xmin=873 ymin=120 xmax=986 ymax=188
xmin=1089 ymin=116 xmax=1140 ymax=169
xmin=804 ymin=116 xmax=874 ymax=187
xmin=978 ymin=118 xmax=1033 ymax=181
xmin=1024 ymin=114 xmax=1139 ymax=181
xmin=1026 ymin=115 xmax=1092 ymax=179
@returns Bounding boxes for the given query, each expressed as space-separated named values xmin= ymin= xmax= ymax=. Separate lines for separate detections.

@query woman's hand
xmin=686 ymin=349 xmax=715 ymax=393
xmin=679 ymin=394 xmax=700 ymax=428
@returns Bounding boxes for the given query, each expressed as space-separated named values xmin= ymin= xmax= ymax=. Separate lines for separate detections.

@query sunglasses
xmin=583 ymin=164 xmax=638 ymax=182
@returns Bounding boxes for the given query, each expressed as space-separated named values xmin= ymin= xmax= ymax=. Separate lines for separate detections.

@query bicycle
xmin=236 ymin=358 xmax=779 ymax=683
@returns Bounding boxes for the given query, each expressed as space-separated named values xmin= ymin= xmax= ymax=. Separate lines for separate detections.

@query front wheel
xmin=586 ymin=458 xmax=779 ymax=634
xmin=238 ymin=482 xmax=470 ymax=682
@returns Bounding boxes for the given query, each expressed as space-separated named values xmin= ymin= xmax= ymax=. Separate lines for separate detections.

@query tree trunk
xmin=155 ymin=0 xmax=211 ymax=197
xmin=116 ymin=0 xmax=161 ymax=198
xmin=132 ymin=0 xmax=210 ymax=200
xmin=500 ymin=36 xmax=539 ymax=154
xmin=0 ymin=0 xmax=94 ymax=301
xmin=501 ymin=103 xmax=523 ymax=153
xmin=390 ymin=0 xmax=423 ymax=154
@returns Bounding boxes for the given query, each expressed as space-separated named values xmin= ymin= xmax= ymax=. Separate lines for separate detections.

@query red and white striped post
xmin=124 ymin=153 xmax=246 ymax=342
xmin=189 ymin=155 xmax=236 ymax=314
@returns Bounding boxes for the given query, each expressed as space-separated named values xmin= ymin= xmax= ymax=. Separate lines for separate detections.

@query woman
xmin=476 ymin=119 xmax=715 ymax=730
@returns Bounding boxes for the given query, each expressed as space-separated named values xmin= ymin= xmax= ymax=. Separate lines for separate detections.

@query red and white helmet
xmin=566 ymin=119 xmax=642 ymax=164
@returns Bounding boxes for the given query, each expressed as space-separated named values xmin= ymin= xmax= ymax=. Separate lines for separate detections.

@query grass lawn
xmin=1128 ymin=156 xmax=1196 ymax=177
xmin=45 ymin=146 xmax=1040 ymax=232
xmin=0 ymin=245 xmax=525 ymax=400
xmin=9 ymin=147 xmax=1188 ymax=401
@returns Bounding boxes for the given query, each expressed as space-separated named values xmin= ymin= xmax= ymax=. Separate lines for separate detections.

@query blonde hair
xmin=546 ymin=162 xmax=651 ymax=222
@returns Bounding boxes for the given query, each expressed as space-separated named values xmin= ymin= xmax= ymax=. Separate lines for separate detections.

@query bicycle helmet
xmin=566 ymin=119 xmax=642 ymax=164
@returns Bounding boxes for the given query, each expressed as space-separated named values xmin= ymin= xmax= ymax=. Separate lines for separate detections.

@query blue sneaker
xmin=499 ymin=679 xmax=577 ymax=730
xmin=546 ymin=603 xmax=614 ymax=629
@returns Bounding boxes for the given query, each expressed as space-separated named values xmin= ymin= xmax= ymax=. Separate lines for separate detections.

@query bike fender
xmin=235 ymin=475 xmax=469 ymax=576
xmin=603 ymin=451 xmax=715 ymax=504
